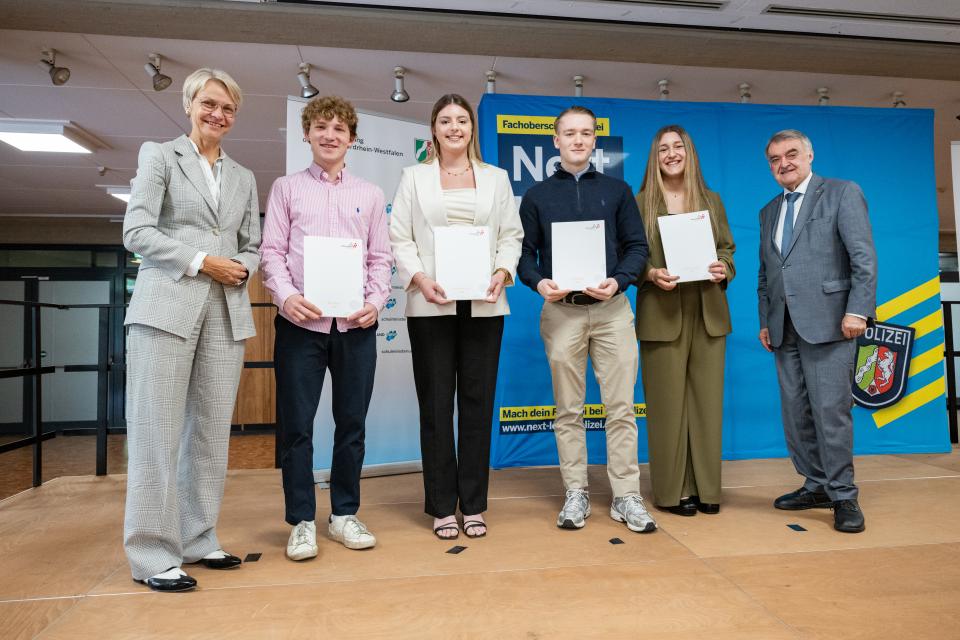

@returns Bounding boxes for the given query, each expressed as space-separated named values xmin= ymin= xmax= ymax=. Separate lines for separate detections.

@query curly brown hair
xmin=301 ymin=95 xmax=358 ymax=139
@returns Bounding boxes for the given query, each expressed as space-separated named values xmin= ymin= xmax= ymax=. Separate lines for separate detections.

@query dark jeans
xmin=274 ymin=316 xmax=376 ymax=524
xmin=407 ymin=301 xmax=504 ymax=518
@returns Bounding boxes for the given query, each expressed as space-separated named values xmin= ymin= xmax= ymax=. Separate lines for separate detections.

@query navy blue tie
xmin=781 ymin=192 xmax=802 ymax=252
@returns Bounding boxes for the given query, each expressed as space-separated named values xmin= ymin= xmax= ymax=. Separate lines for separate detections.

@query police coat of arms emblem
xmin=852 ymin=321 xmax=915 ymax=409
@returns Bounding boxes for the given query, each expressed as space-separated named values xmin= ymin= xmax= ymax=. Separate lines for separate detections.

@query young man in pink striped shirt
xmin=260 ymin=96 xmax=392 ymax=560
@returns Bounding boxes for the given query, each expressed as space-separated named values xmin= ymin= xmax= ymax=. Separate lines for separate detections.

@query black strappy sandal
xmin=462 ymin=520 xmax=487 ymax=538
xmin=433 ymin=523 xmax=460 ymax=540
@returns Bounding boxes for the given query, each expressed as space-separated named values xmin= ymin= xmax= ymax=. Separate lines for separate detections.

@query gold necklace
xmin=440 ymin=163 xmax=472 ymax=177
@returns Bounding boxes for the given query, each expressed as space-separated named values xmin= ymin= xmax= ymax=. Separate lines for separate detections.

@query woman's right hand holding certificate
xmin=648 ymin=267 xmax=680 ymax=291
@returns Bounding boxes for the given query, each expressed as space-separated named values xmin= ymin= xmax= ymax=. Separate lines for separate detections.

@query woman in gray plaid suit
xmin=122 ymin=68 xmax=261 ymax=592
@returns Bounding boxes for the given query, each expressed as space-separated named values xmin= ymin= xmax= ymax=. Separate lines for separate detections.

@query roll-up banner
xmin=476 ymin=93 xmax=950 ymax=469
xmin=285 ymin=97 xmax=430 ymax=480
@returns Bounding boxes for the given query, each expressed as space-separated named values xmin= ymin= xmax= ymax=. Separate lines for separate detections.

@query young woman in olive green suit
xmin=635 ymin=125 xmax=735 ymax=515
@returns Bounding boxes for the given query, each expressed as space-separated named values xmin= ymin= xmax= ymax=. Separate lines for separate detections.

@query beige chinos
xmin=540 ymin=294 xmax=641 ymax=497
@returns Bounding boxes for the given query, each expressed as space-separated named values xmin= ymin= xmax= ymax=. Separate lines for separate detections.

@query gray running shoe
xmin=611 ymin=494 xmax=657 ymax=533
xmin=557 ymin=488 xmax=591 ymax=529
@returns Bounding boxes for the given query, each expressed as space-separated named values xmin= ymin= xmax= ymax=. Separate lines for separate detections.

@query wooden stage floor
xmin=3 ymin=450 xmax=960 ymax=639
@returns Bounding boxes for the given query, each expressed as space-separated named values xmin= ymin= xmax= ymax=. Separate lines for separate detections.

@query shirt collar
xmin=783 ymin=172 xmax=813 ymax=197
xmin=187 ymin=138 xmax=224 ymax=163
xmin=308 ymin=163 xmax=348 ymax=184
xmin=555 ymin=162 xmax=596 ymax=180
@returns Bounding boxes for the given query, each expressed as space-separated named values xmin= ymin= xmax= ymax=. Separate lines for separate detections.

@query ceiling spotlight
xmin=892 ymin=91 xmax=906 ymax=108
xmin=739 ymin=83 xmax=751 ymax=104
xmin=485 ymin=70 xmax=496 ymax=95
xmin=144 ymin=53 xmax=172 ymax=92
xmin=39 ymin=48 xmax=70 ymax=86
xmin=817 ymin=87 xmax=830 ymax=106
xmin=573 ymin=75 xmax=584 ymax=98
xmin=297 ymin=63 xmax=319 ymax=99
xmin=391 ymin=66 xmax=409 ymax=103
xmin=658 ymin=79 xmax=670 ymax=101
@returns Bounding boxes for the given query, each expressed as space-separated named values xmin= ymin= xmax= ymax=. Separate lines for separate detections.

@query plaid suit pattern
xmin=124 ymin=284 xmax=244 ymax=579
xmin=123 ymin=135 xmax=261 ymax=341
xmin=121 ymin=135 xmax=259 ymax=580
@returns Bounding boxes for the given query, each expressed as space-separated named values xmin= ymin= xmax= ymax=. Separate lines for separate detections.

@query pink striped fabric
xmin=260 ymin=164 xmax=392 ymax=333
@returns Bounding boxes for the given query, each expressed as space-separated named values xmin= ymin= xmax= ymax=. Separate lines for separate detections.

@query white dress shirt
xmin=773 ymin=171 xmax=812 ymax=253
xmin=185 ymin=139 xmax=224 ymax=277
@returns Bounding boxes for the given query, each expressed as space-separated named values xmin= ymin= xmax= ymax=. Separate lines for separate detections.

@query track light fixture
xmin=573 ymin=75 xmax=584 ymax=98
xmin=658 ymin=79 xmax=670 ymax=101
xmin=485 ymin=70 xmax=496 ymax=95
xmin=391 ymin=66 xmax=410 ymax=103
xmin=817 ymin=87 xmax=830 ymax=106
xmin=40 ymin=48 xmax=70 ymax=86
xmin=739 ymin=83 xmax=751 ymax=104
xmin=892 ymin=91 xmax=906 ymax=108
xmin=144 ymin=53 xmax=172 ymax=92
xmin=297 ymin=63 xmax=319 ymax=99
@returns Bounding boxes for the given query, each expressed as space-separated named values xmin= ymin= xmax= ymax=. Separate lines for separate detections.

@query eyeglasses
xmin=196 ymin=98 xmax=237 ymax=119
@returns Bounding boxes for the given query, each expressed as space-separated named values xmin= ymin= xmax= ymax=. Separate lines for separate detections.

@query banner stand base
xmin=313 ymin=460 xmax=423 ymax=487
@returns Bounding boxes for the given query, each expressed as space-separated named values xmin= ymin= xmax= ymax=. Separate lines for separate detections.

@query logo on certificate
xmin=415 ymin=138 xmax=432 ymax=162
xmin=852 ymin=321 xmax=915 ymax=409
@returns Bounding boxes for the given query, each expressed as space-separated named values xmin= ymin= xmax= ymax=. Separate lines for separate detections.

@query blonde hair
xmin=638 ymin=124 xmax=717 ymax=241
xmin=554 ymin=105 xmax=596 ymax=133
xmin=182 ymin=68 xmax=243 ymax=113
xmin=425 ymin=94 xmax=483 ymax=164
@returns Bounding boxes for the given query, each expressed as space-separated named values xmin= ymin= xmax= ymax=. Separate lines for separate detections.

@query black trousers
xmin=274 ymin=316 xmax=376 ymax=524
xmin=407 ymin=301 xmax=504 ymax=518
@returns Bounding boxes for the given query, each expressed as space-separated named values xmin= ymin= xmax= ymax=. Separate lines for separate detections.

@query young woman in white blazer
xmin=389 ymin=94 xmax=523 ymax=540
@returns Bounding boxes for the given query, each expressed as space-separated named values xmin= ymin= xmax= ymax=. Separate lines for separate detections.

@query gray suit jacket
xmin=757 ymin=173 xmax=877 ymax=347
xmin=123 ymin=135 xmax=261 ymax=341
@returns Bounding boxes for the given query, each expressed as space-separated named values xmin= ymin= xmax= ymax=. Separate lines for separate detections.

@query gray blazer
xmin=123 ymin=135 xmax=261 ymax=341
xmin=757 ymin=173 xmax=877 ymax=347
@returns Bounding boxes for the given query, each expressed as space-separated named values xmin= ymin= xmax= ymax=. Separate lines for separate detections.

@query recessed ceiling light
xmin=97 ymin=184 xmax=131 ymax=202
xmin=0 ymin=119 xmax=106 ymax=153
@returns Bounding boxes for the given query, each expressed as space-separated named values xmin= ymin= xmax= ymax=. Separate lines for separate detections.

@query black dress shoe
xmin=657 ymin=497 xmax=697 ymax=516
xmin=774 ymin=487 xmax=833 ymax=510
xmin=833 ymin=499 xmax=865 ymax=533
xmin=200 ymin=553 xmax=242 ymax=570
xmin=136 ymin=570 xmax=197 ymax=592
xmin=691 ymin=496 xmax=720 ymax=514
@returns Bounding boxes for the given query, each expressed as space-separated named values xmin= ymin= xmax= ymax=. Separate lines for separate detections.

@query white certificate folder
xmin=656 ymin=210 xmax=717 ymax=283
xmin=434 ymin=226 xmax=492 ymax=300
xmin=551 ymin=220 xmax=606 ymax=291
xmin=303 ymin=235 xmax=364 ymax=317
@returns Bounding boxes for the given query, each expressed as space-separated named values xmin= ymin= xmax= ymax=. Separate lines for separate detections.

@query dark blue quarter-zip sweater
xmin=517 ymin=163 xmax=648 ymax=293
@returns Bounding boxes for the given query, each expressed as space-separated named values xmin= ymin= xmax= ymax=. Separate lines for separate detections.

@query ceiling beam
xmin=3 ymin=0 xmax=960 ymax=80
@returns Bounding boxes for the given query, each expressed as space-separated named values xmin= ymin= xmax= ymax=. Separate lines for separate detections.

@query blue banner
xmin=479 ymin=94 xmax=950 ymax=468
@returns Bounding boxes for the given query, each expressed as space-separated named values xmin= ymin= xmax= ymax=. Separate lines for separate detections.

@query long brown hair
xmin=638 ymin=124 xmax=716 ymax=241
xmin=425 ymin=94 xmax=484 ymax=165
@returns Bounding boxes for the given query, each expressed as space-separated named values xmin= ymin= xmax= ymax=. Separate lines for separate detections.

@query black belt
xmin=561 ymin=292 xmax=601 ymax=306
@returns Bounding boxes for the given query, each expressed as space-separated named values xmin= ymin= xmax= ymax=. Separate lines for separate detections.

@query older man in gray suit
xmin=757 ymin=129 xmax=877 ymax=533
xmin=123 ymin=68 xmax=260 ymax=591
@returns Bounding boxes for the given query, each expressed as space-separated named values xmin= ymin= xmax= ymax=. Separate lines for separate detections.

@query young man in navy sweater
xmin=518 ymin=106 xmax=656 ymax=533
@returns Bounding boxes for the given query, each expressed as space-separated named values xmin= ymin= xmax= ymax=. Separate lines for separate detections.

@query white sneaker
xmin=286 ymin=520 xmax=318 ymax=561
xmin=328 ymin=514 xmax=377 ymax=550
xmin=557 ymin=488 xmax=591 ymax=529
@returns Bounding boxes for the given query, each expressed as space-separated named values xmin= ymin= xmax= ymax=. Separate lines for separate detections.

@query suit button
xmin=212 ymin=227 xmax=220 ymax=236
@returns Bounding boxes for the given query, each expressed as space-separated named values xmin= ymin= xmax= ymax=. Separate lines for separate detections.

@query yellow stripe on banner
xmin=908 ymin=344 xmax=945 ymax=378
xmin=872 ymin=377 xmax=945 ymax=428
xmin=876 ymin=276 xmax=940 ymax=321
xmin=910 ymin=309 xmax=943 ymax=339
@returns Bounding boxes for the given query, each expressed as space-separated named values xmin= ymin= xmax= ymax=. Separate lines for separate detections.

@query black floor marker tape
xmin=787 ymin=524 xmax=807 ymax=532
xmin=446 ymin=545 xmax=467 ymax=554
xmin=609 ymin=538 xmax=625 ymax=545
xmin=244 ymin=553 xmax=262 ymax=562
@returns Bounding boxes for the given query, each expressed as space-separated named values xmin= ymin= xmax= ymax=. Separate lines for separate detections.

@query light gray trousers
xmin=123 ymin=283 xmax=244 ymax=580
xmin=774 ymin=316 xmax=858 ymax=501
